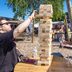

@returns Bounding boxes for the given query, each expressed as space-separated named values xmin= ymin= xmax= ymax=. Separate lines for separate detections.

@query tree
xmin=44 ymin=0 xmax=65 ymax=21
xmin=7 ymin=0 xmax=28 ymax=18
xmin=66 ymin=0 xmax=72 ymax=41
xmin=7 ymin=0 xmax=65 ymax=21
xmin=66 ymin=0 xmax=71 ymax=21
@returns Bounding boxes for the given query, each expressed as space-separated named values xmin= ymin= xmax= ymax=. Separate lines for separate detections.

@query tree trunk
xmin=66 ymin=0 xmax=71 ymax=21
xmin=66 ymin=0 xmax=72 ymax=41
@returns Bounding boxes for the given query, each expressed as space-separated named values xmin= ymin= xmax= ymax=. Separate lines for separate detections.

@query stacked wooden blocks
xmin=38 ymin=4 xmax=53 ymax=65
xmin=39 ymin=4 xmax=53 ymax=18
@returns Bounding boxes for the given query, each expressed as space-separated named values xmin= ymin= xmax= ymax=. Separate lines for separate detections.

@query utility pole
xmin=66 ymin=0 xmax=72 ymax=29
xmin=66 ymin=0 xmax=72 ymax=41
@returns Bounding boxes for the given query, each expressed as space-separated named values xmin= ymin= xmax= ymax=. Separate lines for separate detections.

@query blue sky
xmin=0 ymin=0 xmax=14 ymax=18
xmin=0 ymin=0 xmax=72 ymax=18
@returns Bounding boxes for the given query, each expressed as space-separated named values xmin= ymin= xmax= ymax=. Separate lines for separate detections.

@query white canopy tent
xmin=34 ymin=21 xmax=64 ymax=28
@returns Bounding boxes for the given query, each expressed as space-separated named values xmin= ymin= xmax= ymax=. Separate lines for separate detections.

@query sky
xmin=0 ymin=0 xmax=72 ymax=18
xmin=0 ymin=0 xmax=14 ymax=18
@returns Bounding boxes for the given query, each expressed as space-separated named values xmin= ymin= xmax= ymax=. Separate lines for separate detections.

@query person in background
xmin=59 ymin=25 xmax=65 ymax=48
xmin=0 ymin=10 xmax=36 ymax=72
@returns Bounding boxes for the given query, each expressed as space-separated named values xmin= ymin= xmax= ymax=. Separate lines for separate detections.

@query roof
xmin=0 ymin=16 xmax=17 ymax=20
xmin=52 ymin=21 xmax=64 ymax=25
xmin=34 ymin=21 xmax=64 ymax=28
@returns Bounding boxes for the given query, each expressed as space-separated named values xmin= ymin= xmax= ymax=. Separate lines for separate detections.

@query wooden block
xmin=39 ymin=25 xmax=52 ymax=33
xmin=39 ymin=33 xmax=52 ymax=38
xmin=39 ymin=24 xmax=51 ymax=28
xmin=39 ymin=24 xmax=52 ymax=29
xmin=39 ymin=53 xmax=49 ymax=58
xmin=40 ymin=57 xmax=48 ymax=60
xmin=39 ymin=36 xmax=52 ymax=42
xmin=40 ymin=19 xmax=52 ymax=25
xmin=39 ymin=36 xmax=48 ymax=42
xmin=40 ymin=57 xmax=48 ymax=61
xmin=39 ymin=4 xmax=53 ymax=17
xmin=38 ymin=47 xmax=51 ymax=50
xmin=39 ymin=19 xmax=52 ymax=37
xmin=38 ymin=48 xmax=49 ymax=56
xmin=39 ymin=20 xmax=52 ymax=29
xmin=38 ymin=45 xmax=52 ymax=55
xmin=40 ymin=49 xmax=49 ymax=54
xmin=37 ymin=60 xmax=49 ymax=66
xmin=39 ymin=42 xmax=52 ymax=47
xmin=39 ymin=41 xmax=51 ymax=47
xmin=38 ymin=32 xmax=52 ymax=39
xmin=39 ymin=53 xmax=48 ymax=57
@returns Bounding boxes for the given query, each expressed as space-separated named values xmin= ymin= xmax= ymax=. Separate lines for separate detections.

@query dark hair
xmin=0 ymin=17 xmax=6 ymax=21
xmin=0 ymin=18 xmax=2 ymax=22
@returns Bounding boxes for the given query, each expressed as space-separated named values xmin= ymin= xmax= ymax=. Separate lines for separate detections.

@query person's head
xmin=0 ymin=19 xmax=12 ymax=33
xmin=61 ymin=25 xmax=64 ymax=29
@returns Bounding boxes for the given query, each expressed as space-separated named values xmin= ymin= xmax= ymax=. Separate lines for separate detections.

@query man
xmin=0 ymin=11 xmax=36 ymax=72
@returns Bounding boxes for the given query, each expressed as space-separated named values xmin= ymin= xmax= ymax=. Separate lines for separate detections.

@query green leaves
xmin=46 ymin=0 xmax=65 ymax=21
xmin=7 ymin=0 xmax=65 ymax=21
xmin=7 ymin=0 xmax=28 ymax=18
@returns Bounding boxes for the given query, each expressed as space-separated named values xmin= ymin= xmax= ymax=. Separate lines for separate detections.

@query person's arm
xmin=13 ymin=11 xmax=35 ymax=38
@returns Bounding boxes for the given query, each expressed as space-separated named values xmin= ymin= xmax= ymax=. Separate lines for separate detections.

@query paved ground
xmin=14 ymin=35 xmax=72 ymax=72
xmin=15 ymin=36 xmax=72 ymax=64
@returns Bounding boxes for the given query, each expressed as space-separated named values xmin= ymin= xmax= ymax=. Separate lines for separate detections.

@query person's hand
xmin=29 ymin=10 xmax=37 ymax=20
xmin=31 ymin=10 xmax=37 ymax=19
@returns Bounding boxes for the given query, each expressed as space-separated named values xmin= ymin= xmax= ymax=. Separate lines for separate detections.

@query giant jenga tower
xmin=38 ymin=4 xmax=53 ymax=65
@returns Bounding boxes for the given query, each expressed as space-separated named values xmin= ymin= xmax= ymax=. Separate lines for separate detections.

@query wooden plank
xmin=14 ymin=56 xmax=53 ymax=72
xmin=14 ymin=56 xmax=72 ymax=72
xmin=48 ymin=56 xmax=72 ymax=72
xmin=14 ymin=62 xmax=49 ymax=72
